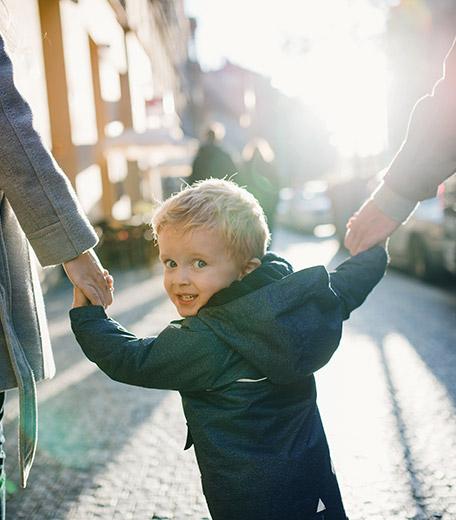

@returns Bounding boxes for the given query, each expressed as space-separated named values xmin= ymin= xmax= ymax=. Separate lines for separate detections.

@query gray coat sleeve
xmin=373 ymin=36 xmax=456 ymax=222
xmin=0 ymin=35 xmax=98 ymax=266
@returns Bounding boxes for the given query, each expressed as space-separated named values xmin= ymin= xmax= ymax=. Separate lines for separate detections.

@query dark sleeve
xmin=189 ymin=149 xmax=203 ymax=184
xmin=70 ymin=306 xmax=229 ymax=392
xmin=0 ymin=36 xmax=98 ymax=266
xmin=221 ymin=150 xmax=237 ymax=177
xmin=329 ymin=246 xmax=388 ymax=319
xmin=383 ymin=36 xmax=456 ymax=202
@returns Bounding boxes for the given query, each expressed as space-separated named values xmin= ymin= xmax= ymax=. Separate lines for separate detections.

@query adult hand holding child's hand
xmin=72 ymin=270 xmax=114 ymax=308
xmin=64 ymin=249 xmax=113 ymax=308
xmin=344 ymin=199 xmax=399 ymax=255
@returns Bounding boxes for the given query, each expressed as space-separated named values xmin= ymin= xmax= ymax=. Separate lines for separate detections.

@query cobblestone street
xmin=4 ymin=228 xmax=456 ymax=519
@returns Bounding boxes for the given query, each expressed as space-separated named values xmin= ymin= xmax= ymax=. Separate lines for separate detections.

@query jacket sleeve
xmin=0 ymin=36 xmax=98 ymax=266
xmin=70 ymin=306 xmax=229 ymax=392
xmin=329 ymin=246 xmax=388 ymax=319
xmin=373 ymin=36 xmax=456 ymax=221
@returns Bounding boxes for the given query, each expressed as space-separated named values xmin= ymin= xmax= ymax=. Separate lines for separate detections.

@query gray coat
xmin=0 ymin=35 xmax=98 ymax=486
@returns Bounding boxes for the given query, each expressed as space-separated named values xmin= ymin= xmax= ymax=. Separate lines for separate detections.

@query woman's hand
xmin=64 ymin=249 xmax=113 ymax=308
xmin=71 ymin=270 xmax=114 ymax=309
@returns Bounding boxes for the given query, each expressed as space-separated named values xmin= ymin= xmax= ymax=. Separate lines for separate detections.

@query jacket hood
xmin=197 ymin=253 xmax=343 ymax=385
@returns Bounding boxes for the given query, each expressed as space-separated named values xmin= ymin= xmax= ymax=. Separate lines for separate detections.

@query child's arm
xmin=69 ymin=307 xmax=229 ymax=392
xmin=329 ymin=245 xmax=388 ymax=319
xmin=72 ymin=287 xmax=90 ymax=308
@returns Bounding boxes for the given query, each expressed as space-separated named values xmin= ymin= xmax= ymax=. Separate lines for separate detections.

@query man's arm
xmin=0 ymin=36 xmax=111 ymax=306
xmin=345 ymin=36 xmax=456 ymax=255
xmin=70 ymin=306 xmax=229 ymax=392
xmin=381 ymin=36 xmax=456 ymax=204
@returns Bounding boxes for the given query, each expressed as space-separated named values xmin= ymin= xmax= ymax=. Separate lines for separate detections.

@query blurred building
xmin=2 ymin=0 xmax=197 ymax=226
xmin=200 ymin=61 xmax=335 ymax=186
xmin=201 ymin=61 xmax=279 ymax=159
xmin=179 ymin=16 xmax=205 ymax=139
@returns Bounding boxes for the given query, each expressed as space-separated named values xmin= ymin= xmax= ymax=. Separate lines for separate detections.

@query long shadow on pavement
xmin=5 ymin=370 xmax=169 ymax=519
xmin=327 ymin=245 xmax=456 ymax=520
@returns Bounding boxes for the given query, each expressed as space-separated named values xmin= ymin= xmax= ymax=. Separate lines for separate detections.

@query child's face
xmin=158 ymin=224 xmax=251 ymax=317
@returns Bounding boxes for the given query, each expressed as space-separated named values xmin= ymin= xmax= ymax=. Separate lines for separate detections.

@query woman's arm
xmin=0 ymin=35 xmax=112 ymax=306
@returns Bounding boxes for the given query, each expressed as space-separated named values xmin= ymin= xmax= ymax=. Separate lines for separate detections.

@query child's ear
xmin=239 ymin=258 xmax=261 ymax=279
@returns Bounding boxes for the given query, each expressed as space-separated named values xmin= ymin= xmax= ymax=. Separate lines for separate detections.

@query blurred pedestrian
xmin=188 ymin=123 xmax=237 ymax=184
xmin=239 ymin=138 xmax=280 ymax=234
xmin=345 ymin=36 xmax=456 ymax=255
xmin=0 ymin=30 xmax=112 ymax=518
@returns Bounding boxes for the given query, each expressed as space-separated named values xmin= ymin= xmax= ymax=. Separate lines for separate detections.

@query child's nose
xmin=174 ymin=267 xmax=191 ymax=285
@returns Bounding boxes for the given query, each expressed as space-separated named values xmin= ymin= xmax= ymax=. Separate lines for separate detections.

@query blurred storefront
xmin=2 ymin=0 xmax=199 ymax=269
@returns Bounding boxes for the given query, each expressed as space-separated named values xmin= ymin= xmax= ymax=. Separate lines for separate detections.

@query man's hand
xmin=344 ymin=199 xmax=400 ymax=256
xmin=63 ymin=249 xmax=113 ymax=308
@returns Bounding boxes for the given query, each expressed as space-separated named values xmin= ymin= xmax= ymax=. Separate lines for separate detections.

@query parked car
xmin=276 ymin=181 xmax=333 ymax=233
xmin=388 ymin=186 xmax=448 ymax=280
xmin=442 ymin=174 xmax=456 ymax=275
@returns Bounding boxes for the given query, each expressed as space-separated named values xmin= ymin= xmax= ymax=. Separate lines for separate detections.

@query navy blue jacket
xmin=70 ymin=246 xmax=387 ymax=519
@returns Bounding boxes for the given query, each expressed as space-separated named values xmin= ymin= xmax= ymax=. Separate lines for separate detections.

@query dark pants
xmin=0 ymin=392 xmax=5 ymax=520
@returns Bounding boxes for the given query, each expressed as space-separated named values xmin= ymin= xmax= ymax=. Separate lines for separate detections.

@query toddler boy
xmin=70 ymin=179 xmax=387 ymax=520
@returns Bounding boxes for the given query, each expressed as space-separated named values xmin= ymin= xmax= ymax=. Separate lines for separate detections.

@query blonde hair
xmin=152 ymin=178 xmax=270 ymax=262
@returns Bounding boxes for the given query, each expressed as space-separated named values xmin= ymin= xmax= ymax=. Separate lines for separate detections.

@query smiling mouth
xmin=177 ymin=294 xmax=197 ymax=303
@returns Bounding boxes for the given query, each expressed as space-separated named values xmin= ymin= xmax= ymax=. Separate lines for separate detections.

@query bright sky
xmin=185 ymin=0 xmax=392 ymax=157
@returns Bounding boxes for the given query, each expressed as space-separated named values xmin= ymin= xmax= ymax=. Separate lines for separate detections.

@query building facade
xmin=2 ymin=0 xmax=196 ymax=226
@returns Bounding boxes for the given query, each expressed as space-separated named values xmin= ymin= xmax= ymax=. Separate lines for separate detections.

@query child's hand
xmin=72 ymin=286 xmax=90 ymax=308
xmin=105 ymin=270 xmax=114 ymax=297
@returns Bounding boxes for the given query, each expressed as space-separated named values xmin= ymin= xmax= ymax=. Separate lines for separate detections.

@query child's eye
xmin=164 ymin=259 xmax=177 ymax=268
xmin=193 ymin=259 xmax=207 ymax=269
